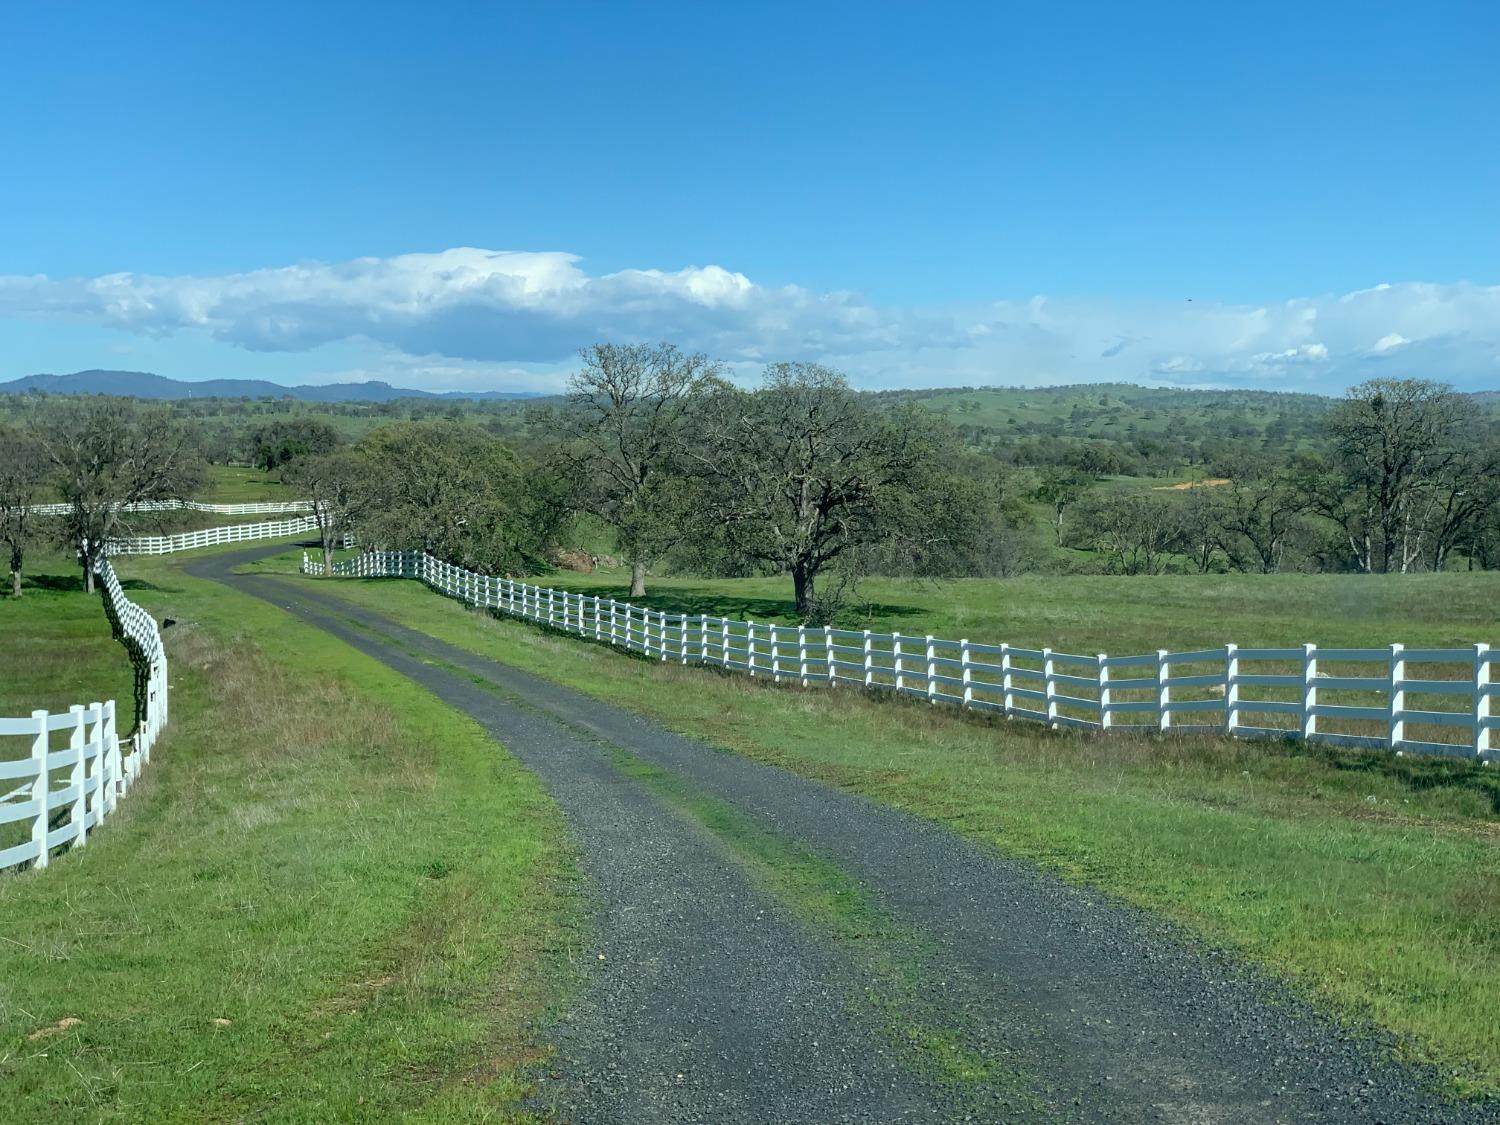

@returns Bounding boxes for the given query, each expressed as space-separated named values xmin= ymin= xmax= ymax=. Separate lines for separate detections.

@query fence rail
xmin=3 ymin=559 xmax=167 ymax=874
xmin=29 ymin=498 xmax=312 ymax=516
xmin=307 ymin=550 xmax=1497 ymax=764
xmin=109 ymin=515 xmax=318 ymax=555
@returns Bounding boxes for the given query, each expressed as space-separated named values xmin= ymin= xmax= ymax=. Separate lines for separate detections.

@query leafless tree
xmin=36 ymin=400 xmax=203 ymax=592
xmin=1308 ymin=379 xmax=1464 ymax=573
xmin=546 ymin=342 xmax=722 ymax=596
xmin=0 ymin=425 xmax=51 ymax=597
xmin=691 ymin=363 xmax=977 ymax=617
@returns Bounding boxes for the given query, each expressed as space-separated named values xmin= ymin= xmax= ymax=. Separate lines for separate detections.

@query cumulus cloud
xmin=1 ymin=248 xmax=1498 ymax=392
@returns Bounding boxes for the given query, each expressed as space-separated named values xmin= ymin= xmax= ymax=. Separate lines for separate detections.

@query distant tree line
xmin=4 ymin=357 xmax=1498 ymax=611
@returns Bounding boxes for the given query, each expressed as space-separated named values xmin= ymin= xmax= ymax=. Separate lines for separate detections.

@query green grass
xmin=520 ymin=567 xmax=1500 ymax=655
xmin=290 ymin=564 xmax=1500 ymax=1098
xmin=0 ymin=555 xmax=580 ymax=1121
xmin=0 ymin=556 xmax=135 ymax=719
xmin=196 ymin=464 xmax=297 ymax=504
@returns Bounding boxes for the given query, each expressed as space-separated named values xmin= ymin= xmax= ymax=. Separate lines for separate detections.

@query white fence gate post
xmin=1156 ymin=650 xmax=1172 ymax=732
xmin=1098 ymin=654 xmax=1111 ymax=730
xmin=893 ymin=632 xmax=904 ymax=693
xmin=747 ymin=621 xmax=757 ymax=676
xmin=862 ymin=630 xmax=873 ymax=687
xmin=1476 ymin=643 xmax=1492 ymax=761
xmin=1043 ymin=647 xmax=1057 ymax=727
xmin=30 ymin=711 xmax=49 ymax=870
xmin=961 ymin=640 xmax=973 ymax=709
xmin=798 ymin=625 xmax=809 ymax=687
xmin=825 ymin=626 xmax=836 ymax=686
xmin=1301 ymin=643 xmax=1318 ymax=740
xmin=68 ymin=705 xmax=86 ymax=848
xmin=1001 ymin=643 xmax=1014 ymax=716
xmin=1388 ymin=643 xmax=1406 ymax=752
xmin=1224 ymin=643 xmax=1239 ymax=735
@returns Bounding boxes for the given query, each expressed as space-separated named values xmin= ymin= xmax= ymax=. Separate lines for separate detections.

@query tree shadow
xmin=22 ymin=573 xmax=85 ymax=593
xmin=544 ymin=579 xmax=925 ymax=627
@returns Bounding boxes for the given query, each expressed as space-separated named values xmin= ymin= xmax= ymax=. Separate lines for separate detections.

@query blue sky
xmin=2 ymin=0 xmax=1497 ymax=393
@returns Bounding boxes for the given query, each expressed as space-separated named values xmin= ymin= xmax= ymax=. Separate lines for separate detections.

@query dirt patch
xmin=1153 ymin=478 xmax=1230 ymax=491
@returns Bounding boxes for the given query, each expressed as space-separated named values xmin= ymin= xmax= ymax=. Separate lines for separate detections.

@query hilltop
xmin=0 ymin=369 xmax=540 ymax=402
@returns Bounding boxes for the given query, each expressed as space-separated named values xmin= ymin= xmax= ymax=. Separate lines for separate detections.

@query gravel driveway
xmin=189 ymin=546 xmax=1498 ymax=1125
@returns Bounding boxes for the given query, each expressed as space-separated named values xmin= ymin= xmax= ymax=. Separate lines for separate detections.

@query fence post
xmin=1043 ymin=648 xmax=1057 ymax=727
xmin=1224 ymin=644 xmax=1240 ymax=735
xmin=798 ymin=625 xmax=809 ymax=687
xmin=926 ymin=635 xmax=937 ymax=703
xmin=1098 ymin=654 xmax=1111 ymax=730
xmin=961 ymin=640 xmax=973 ymax=709
xmin=593 ymin=596 xmax=603 ymax=641
xmin=547 ymin=588 xmax=556 ymax=628
xmin=1388 ymin=643 xmax=1406 ymax=752
xmin=720 ymin=617 xmax=730 ymax=666
xmin=1301 ymin=643 xmax=1317 ymax=740
xmin=748 ymin=621 xmax=757 ymax=676
xmin=1001 ymin=643 xmax=1013 ymax=716
xmin=30 ymin=711 xmax=49 ymax=870
xmin=699 ymin=613 xmax=709 ymax=663
xmin=826 ymin=626 xmax=836 ymax=686
xmin=893 ymin=632 xmax=904 ymax=693
xmin=1476 ymin=644 xmax=1492 ymax=761
xmin=103 ymin=700 xmax=119 ymax=816
xmin=69 ymin=705 xmax=87 ymax=848
xmin=660 ymin=611 xmax=669 ymax=662
xmin=1156 ymin=650 xmax=1172 ymax=732
xmin=680 ymin=613 xmax=690 ymax=664
xmin=770 ymin=625 xmax=782 ymax=682
xmin=862 ymin=630 xmax=873 ymax=688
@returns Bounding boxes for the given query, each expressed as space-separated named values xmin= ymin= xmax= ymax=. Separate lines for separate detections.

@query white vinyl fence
xmin=29 ymin=498 xmax=312 ymax=516
xmin=308 ymin=549 xmax=1498 ymax=764
xmin=2 ymin=560 xmax=167 ymax=874
xmin=109 ymin=514 xmax=318 ymax=555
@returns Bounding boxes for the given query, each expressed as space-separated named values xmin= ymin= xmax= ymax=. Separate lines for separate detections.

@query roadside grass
xmin=0 ymin=556 xmax=580 ymax=1122
xmin=294 ymin=568 xmax=1500 ymax=1098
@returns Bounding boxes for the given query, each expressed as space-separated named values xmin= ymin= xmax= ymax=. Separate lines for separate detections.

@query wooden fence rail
xmin=2 ymin=560 xmax=167 ymax=874
xmin=307 ymin=550 xmax=1498 ymax=764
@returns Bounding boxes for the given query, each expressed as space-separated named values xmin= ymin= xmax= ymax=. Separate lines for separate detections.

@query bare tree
xmin=1309 ymin=379 xmax=1464 ymax=573
xmin=0 ymin=425 xmax=51 ymax=597
xmin=691 ymin=363 xmax=977 ymax=618
xmin=1213 ymin=458 xmax=1305 ymax=573
xmin=1032 ymin=467 xmax=1094 ymax=545
xmin=36 ymin=400 xmax=203 ymax=592
xmin=547 ymin=342 xmax=721 ymax=596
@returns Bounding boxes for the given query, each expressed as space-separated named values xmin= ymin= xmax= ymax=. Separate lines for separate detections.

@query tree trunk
xmin=629 ymin=559 xmax=647 ymax=597
xmin=81 ymin=543 xmax=96 ymax=594
xmin=322 ymin=541 xmax=334 ymax=576
xmin=793 ymin=563 xmax=814 ymax=617
xmin=10 ymin=568 xmax=20 ymax=599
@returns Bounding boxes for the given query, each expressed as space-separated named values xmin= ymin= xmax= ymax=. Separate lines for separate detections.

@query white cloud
xmin=2 ymin=248 xmax=1498 ymax=392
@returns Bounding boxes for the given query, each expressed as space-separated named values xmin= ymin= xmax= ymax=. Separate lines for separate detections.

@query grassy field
xmin=0 ymin=552 xmax=579 ymax=1121
xmin=280 ymin=556 xmax=1500 ymax=1098
xmin=521 ymin=567 xmax=1500 ymax=655
xmin=195 ymin=464 xmax=297 ymax=503
xmin=0 ymin=553 xmax=135 ymax=718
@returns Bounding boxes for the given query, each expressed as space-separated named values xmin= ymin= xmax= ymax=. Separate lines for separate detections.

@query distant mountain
xmin=0 ymin=370 xmax=542 ymax=402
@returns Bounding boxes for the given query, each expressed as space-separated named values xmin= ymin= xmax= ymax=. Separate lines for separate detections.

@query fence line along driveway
xmin=109 ymin=514 xmax=319 ymax=555
xmin=2 ymin=560 xmax=167 ymax=874
xmin=308 ymin=549 xmax=1498 ymax=764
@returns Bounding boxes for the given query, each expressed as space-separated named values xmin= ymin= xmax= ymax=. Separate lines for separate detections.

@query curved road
xmin=188 ymin=544 xmax=1496 ymax=1125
